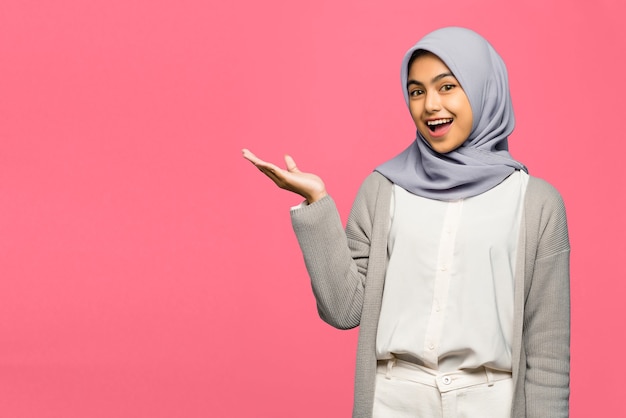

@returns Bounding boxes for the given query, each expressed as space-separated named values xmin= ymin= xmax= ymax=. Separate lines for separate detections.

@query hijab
xmin=375 ymin=26 xmax=527 ymax=200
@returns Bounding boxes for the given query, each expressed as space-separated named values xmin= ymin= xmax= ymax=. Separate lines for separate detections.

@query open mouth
xmin=427 ymin=118 xmax=453 ymax=133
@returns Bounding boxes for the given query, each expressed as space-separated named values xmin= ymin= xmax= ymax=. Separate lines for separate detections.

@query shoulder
xmin=525 ymin=175 xmax=567 ymax=213
xmin=352 ymin=171 xmax=393 ymax=203
xmin=524 ymin=175 xmax=570 ymax=255
xmin=347 ymin=172 xmax=393 ymax=225
xmin=526 ymin=176 xmax=563 ymax=199
xmin=361 ymin=171 xmax=393 ymax=190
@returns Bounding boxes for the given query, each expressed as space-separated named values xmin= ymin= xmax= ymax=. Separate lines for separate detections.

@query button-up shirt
xmin=376 ymin=171 xmax=528 ymax=372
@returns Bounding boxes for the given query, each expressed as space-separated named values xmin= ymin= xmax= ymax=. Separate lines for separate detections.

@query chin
xmin=427 ymin=142 xmax=457 ymax=154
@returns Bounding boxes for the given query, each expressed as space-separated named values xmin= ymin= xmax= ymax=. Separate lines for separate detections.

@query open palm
xmin=242 ymin=149 xmax=327 ymax=204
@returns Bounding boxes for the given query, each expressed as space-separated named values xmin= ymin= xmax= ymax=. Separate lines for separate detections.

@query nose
xmin=424 ymin=91 xmax=442 ymax=113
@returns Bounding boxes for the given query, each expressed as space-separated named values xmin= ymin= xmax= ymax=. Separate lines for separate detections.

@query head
xmin=401 ymin=27 xmax=515 ymax=154
xmin=407 ymin=50 xmax=473 ymax=154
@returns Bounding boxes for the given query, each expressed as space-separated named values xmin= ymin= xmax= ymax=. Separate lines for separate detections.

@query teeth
xmin=426 ymin=118 xmax=453 ymax=126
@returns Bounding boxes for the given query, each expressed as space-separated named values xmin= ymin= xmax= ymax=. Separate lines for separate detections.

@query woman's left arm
xmin=524 ymin=183 xmax=571 ymax=417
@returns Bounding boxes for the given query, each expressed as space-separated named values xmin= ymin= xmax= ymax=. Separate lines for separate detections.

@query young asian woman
xmin=242 ymin=26 xmax=570 ymax=418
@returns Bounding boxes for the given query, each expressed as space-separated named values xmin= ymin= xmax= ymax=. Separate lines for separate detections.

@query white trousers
xmin=373 ymin=359 xmax=513 ymax=418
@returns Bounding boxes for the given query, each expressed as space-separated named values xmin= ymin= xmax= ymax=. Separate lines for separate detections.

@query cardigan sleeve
xmin=290 ymin=173 xmax=384 ymax=330
xmin=523 ymin=179 xmax=571 ymax=417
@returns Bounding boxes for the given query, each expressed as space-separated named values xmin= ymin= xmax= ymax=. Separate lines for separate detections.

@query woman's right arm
xmin=290 ymin=190 xmax=373 ymax=329
xmin=242 ymin=149 xmax=377 ymax=329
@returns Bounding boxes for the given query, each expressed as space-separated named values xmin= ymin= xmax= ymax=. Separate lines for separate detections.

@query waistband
xmin=376 ymin=358 xmax=512 ymax=393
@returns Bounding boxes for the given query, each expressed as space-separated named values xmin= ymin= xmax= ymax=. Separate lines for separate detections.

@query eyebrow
xmin=407 ymin=72 xmax=455 ymax=88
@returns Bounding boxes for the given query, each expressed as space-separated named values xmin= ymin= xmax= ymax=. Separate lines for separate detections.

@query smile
xmin=426 ymin=118 xmax=453 ymax=132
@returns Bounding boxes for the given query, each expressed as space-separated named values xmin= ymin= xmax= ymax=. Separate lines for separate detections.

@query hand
xmin=242 ymin=149 xmax=328 ymax=204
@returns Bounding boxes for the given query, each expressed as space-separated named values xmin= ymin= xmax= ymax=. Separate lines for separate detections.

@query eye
xmin=441 ymin=84 xmax=456 ymax=92
xmin=409 ymin=88 xmax=424 ymax=97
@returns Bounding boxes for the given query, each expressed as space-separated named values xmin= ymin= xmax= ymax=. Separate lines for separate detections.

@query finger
xmin=260 ymin=168 xmax=281 ymax=183
xmin=284 ymin=154 xmax=300 ymax=173
xmin=256 ymin=164 xmax=288 ymax=186
xmin=256 ymin=160 xmax=283 ymax=174
xmin=243 ymin=149 xmax=275 ymax=168
xmin=243 ymin=150 xmax=282 ymax=173
xmin=259 ymin=168 xmax=290 ymax=190
xmin=242 ymin=148 xmax=262 ymax=164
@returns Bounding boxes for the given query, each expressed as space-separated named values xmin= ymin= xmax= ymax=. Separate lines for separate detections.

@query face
xmin=407 ymin=52 xmax=473 ymax=154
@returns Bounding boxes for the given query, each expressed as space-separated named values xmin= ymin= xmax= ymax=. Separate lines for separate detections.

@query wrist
xmin=305 ymin=190 xmax=328 ymax=204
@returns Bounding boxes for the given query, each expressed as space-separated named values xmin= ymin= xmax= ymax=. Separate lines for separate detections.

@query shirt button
xmin=428 ymin=343 xmax=435 ymax=350
xmin=442 ymin=376 xmax=452 ymax=385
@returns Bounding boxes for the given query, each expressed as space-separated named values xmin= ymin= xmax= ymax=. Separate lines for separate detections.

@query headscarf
xmin=375 ymin=27 xmax=527 ymax=200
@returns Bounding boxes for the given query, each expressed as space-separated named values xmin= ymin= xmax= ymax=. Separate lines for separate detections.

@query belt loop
xmin=385 ymin=358 xmax=396 ymax=380
xmin=485 ymin=367 xmax=494 ymax=387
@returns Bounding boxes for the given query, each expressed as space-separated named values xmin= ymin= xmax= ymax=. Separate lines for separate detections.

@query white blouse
xmin=376 ymin=170 xmax=529 ymax=372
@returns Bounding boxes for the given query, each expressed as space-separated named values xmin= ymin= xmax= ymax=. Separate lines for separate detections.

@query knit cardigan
xmin=291 ymin=172 xmax=570 ymax=418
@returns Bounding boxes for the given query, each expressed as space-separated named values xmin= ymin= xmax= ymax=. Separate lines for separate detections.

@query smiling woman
xmin=243 ymin=26 xmax=570 ymax=418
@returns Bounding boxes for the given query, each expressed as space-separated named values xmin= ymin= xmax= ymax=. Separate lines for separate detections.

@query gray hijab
xmin=375 ymin=27 xmax=527 ymax=200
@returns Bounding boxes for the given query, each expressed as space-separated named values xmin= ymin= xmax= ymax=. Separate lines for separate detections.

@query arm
xmin=524 ymin=182 xmax=571 ymax=417
xmin=242 ymin=149 xmax=382 ymax=329
xmin=290 ymin=175 xmax=381 ymax=329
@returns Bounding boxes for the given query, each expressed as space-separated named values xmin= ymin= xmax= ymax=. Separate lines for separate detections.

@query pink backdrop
xmin=1 ymin=0 xmax=624 ymax=416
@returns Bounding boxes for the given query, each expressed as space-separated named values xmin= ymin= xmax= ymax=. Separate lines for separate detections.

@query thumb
xmin=284 ymin=155 xmax=300 ymax=173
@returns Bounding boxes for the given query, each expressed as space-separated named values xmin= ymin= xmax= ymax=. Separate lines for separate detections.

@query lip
xmin=424 ymin=119 xmax=453 ymax=138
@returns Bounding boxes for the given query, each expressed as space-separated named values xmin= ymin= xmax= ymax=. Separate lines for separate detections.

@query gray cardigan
xmin=291 ymin=172 xmax=570 ymax=418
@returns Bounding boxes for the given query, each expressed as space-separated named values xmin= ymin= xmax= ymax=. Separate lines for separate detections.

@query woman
xmin=243 ymin=26 xmax=570 ymax=418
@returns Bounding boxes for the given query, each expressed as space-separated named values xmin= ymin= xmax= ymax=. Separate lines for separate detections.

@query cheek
xmin=410 ymin=109 xmax=428 ymax=136
xmin=463 ymin=106 xmax=474 ymax=134
xmin=453 ymin=98 xmax=473 ymax=132
xmin=459 ymin=95 xmax=474 ymax=123
xmin=408 ymin=103 xmax=422 ymax=124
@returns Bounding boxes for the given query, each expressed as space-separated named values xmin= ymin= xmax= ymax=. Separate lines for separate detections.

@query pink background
xmin=1 ymin=0 xmax=624 ymax=416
